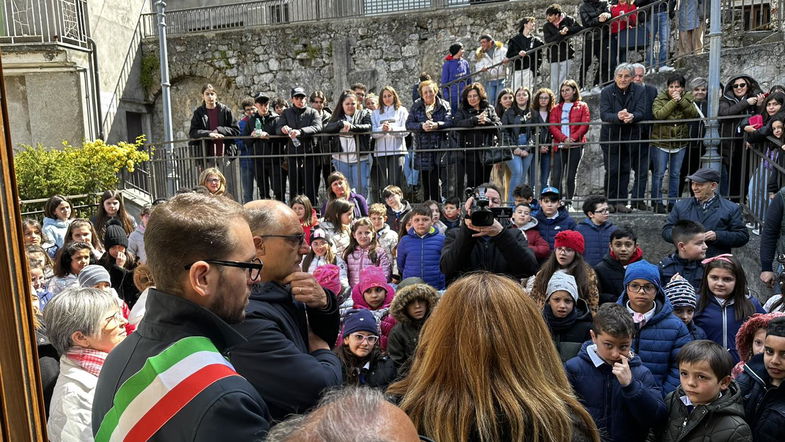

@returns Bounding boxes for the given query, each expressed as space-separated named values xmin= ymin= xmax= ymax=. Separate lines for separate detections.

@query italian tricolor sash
xmin=95 ymin=336 xmax=241 ymax=442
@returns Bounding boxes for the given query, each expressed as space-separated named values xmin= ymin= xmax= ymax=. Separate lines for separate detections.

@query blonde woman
xmin=198 ymin=167 xmax=233 ymax=199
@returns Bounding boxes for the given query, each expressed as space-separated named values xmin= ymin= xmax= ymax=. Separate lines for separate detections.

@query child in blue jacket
xmin=565 ymin=303 xmax=666 ymax=442
xmin=535 ymin=186 xmax=577 ymax=249
xmin=396 ymin=205 xmax=446 ymax=290
xmin=576 ymin=195 xmax=618 ymax=267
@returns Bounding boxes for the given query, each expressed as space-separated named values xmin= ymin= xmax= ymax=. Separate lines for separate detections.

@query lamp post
xmin=701 ymin=0 xmax=722 ymax=172
xmin=155 ymin=0 xmax=177 ymax=194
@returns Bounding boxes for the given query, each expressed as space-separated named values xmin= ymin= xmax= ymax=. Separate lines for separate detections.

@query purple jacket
xmin=441 ymin=57 xmax=472 ymax=112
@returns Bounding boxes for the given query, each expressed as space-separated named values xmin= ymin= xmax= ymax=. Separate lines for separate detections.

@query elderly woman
xmin=44 ymin=287 xmax=128 ymax=441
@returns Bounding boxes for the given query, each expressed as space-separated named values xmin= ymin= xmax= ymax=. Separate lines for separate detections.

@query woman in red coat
xmin=549 ymin=79 xmax=591 ymax=203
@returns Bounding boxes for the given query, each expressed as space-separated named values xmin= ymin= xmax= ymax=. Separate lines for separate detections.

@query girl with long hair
xmin=371 ymin=85 xmax=409 ymax=196
xmin=23 ymin=218 xmax=58 ymax=257
xmin=502 ymin=86 xmax=534 ymax=202
xmin=452 ymin=82 xmax=502 ymax=189
xmin=302 ymin=229 xmax=349 ymax=297
xmin=92 ymin=190 xmax=136 ymax=237
xmin=320 ymin=199 xmax=355 ymax=256
xmin=198 ymin=167 xmax=233 ymax=199
xmin=324 ymin=90 xmax=373 ymax=196
xmin=694 ymin=254 xmax=766 ymax=362
xmin=336 ymin=308 xmax=397 ymax=389
xmin=48 ymin=242 xmax=94 ymax=295
xmin=530 ymin=87 xmax=557 ymax=191
xmin=42 ymin=194 xmax=73 ymax=248
xmin=388 ymin=272 xmax=600 ymax=442
xmin=290 ymin=195 xmax=317 ymax=245
xmin=320 ymin=171 xmax=368 ymax=218
xmin=343 ymin=217 xmax=391 ymax=288
xmin=549 ymin=79 xmax=590 ymax=204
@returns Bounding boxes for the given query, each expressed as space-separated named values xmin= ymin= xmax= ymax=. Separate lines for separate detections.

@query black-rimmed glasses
xmin=261 ymin=233 xmax=306 ymax=246
xmin=184 ymin=257 xmax=263 ymax=282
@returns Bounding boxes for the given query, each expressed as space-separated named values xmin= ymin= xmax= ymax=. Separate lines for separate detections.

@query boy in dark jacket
xmin=512 ymin=184 xmax=540 ymax=214
xmin=543 ymin=272 xmax=592 ymax=362
xmin=576 ymin=195 xmax=618 ymax=266
xmin=565 ymin=303 xmax=666 ymax=442
xmin=659 ymin=219 xmax=707 ymax=290
xmin=535 ymin=186 xmax=577 ymax=249
xmin=737 ymin=317 xmax=785 ymax=442
xmin=656 ymin=340 xmax=752 ymax=442
xmin=595 ymin=227 xmax=643 ymax=304
xmin=383 ymin=185 xmax=412 ymax=233
xmin=664 ymin=278 xmax=707 ymax=341
xmin=387 ymin=279 xmax=439 ymax=376
xmin=439 ymin=196 xmax=462 ymax=230
xmin=396 ymin=205 xmax=446 ymax=290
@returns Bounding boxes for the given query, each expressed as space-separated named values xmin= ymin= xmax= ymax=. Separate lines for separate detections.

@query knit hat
xmin=103 ymin=219 xmax=128 ymax=250
xmin=310 ymin=228 xmax=332 ymax=246
xmin=78 ymin=264 xmax=111 ymax=288
xmin=546 ymin=271 xmax=579 ymax=302
xmin=554 ymin=230 xmax=585 ymax=255
xmin=664 ymin=279 xmax=697 ymax=309
xmin=342 ymin=309 xmax=378 ymax=336
xmin=313 ymin=264 xmax=342 ymax=296
xmin=448 ymin=42 xmax=464 ymax=56
xmin=623 ymin=260 xmax=662 ymax=289
xmin=358 ymin=266 xmax=394 ymax=299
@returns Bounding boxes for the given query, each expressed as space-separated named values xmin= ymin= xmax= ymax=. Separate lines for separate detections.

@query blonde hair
xmin=198 ymin=167 xmax=227 ymax=196
xmin=368 ymin=203 xmax=387 ymax=217
xmin=388 ymin=273 xmax=599 ymax=442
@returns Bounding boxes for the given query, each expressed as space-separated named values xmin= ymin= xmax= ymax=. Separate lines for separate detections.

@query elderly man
xmin=92 ymin=193 xmax=270 ymax=440
xmin=599 ymin=63 xmax=647 ymax=213
xmin=440 ymin=183 xmax=538 ymax=284
xmin=662 ymin=167 xmax=749 ymax=258
xmin=231 ymin=200 xmax=341 ymax=422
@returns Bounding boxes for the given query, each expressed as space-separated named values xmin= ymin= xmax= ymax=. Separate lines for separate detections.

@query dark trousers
xmin=289 ymin=154 xmax=321 ymax=205
xmin=371 ymin=155 xmax=404 ymax=202
xmin=602 ymin=142 xmax=632 ymax=203
xmin=551 ymin=146 xmax=583 ymax=200
xmin=630 ymin=141 xmax=650 ymax=200
xmin=465 ymin=151 xmax=492 ymax=189
xmin=580 ymin=34 xmax=611 ymax=88
xmin=420 ymin=168 xmax=441 ymax=202
xmin=254 ymin=158 xmax=287 ymax=202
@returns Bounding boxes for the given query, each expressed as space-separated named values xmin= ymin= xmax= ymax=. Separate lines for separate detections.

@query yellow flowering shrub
xmin=14 ymin=136 xmax=151 ymax=200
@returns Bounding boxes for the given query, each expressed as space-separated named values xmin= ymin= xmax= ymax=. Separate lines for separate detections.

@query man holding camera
xmin=440 ymin=183 xmax=538 ymax=284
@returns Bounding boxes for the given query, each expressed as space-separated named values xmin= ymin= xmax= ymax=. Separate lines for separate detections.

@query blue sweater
xmin=576 ymin=218 xmax=618 ymax=266
xmin=396 ymin=227 xmax=446 ymax=290
xmin=617 ymin=291 xmax=693 ymax=395
xmin=693 ymin=295 xmax=765 ymax=363
xmin=534 ymin=207 xmax=577 ymax=249
xmin=565 ymin=341 xmax=666 ymax=442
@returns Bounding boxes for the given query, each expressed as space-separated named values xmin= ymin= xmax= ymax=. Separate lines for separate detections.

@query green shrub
xmin=14 ymin=136 xmax=151 ymax=201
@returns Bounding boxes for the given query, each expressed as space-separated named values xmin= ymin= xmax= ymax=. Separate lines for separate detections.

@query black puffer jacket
xmin=323 ymin=108 xmax=373 ymax=154
xmin=338 ymin=348 xmax=398 ymax=389
xmin=543 ymin=298 xmax=593 ymax=362
xmin=737 ymin=353 xmax=785 ymax=442
xmin=656 ymin=381 xmax=751 ymax=442
xmin=505 ymin=32 xmax=544 ymax=72
xmin=543 ymin=14 xmax=582 ymax=62
xmin=242 ymin=111 xmax=286 ymax=156
xmin=387 ymin=284 xmax=440 ymax=374
xmin=188 ymin=102 xmax=240 ymax=155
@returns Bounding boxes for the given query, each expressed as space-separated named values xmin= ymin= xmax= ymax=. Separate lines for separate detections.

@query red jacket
xmin=549 ymin=100 xmax=591 ymax=148
xmin=610 ymin=4 xmax=637 ymax=34
xmin=525 ymin=229 xmax=550 ymax=260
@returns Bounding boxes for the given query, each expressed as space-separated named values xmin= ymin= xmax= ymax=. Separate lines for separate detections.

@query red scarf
xmin=610 ymin=246 xmax=643 ymax=265
xmin=66 ymin=347 xmax=108 ymax=377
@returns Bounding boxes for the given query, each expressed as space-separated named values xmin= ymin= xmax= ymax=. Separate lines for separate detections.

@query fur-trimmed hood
xmin=474 ymin=40 xmax=504 ymax=60
xmin=389 ymin=283 xmax=439 ymax=324
xmin=735 ymin=312 xmax=785 ymax=362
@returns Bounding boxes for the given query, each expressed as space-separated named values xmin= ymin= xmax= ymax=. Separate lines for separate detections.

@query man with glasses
xmin=440 ymin=183 xmax=538 ymax=284
xmin=92 ymin=193 xmax=270 ymax=440
xmin=231 ymin=199 xmax=341 ymax=422
xmin=352 ymin=83 xmax=368 ymax=110
xmin=576 ymin=195 xmax=618 ymax=266
xmin=276 ymin=87 xmax=323 ymax=204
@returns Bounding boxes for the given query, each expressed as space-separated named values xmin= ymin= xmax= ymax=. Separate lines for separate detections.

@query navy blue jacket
xmin=693 ymin=295 xmax=765 ymax=363
xmin=576 ymin=218 xmax=618 ymax=267
xmin=397 ymin=227 xmax=446 ymax=290
xmin=599 ymin=82 xmax=648 ymax=142
xmin=617 ymin=290 xmax=693 ymax=394
xmin=406 ymin=98 xmax=453 ymax=171
xmin=534 ymin=207 xmax=577 ymax=249
xmin=687 ymin=321 xmax=708 ymax=341
xmin=658 ymin=252 xmax=704 ymax=291
xmin=230 ymin=282 xmax=342 ymax=422
xmin=661 ymin=196 xmax=749 ymax=258
xmin=565 ymin=341 xmax=666 ymax=442
xmin=737 ymin=353 xmax=785 ymax=442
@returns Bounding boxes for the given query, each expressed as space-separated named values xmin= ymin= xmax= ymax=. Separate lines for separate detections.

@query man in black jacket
xmin=440 ymin=183 xmax=538 ymax=283
xmin=188 ymin=83 xmax=240 ymax=168
xmin=504 ymin=16 xmax=544 ymax=91
xmin=231 ymin=200 xmax=342 ymax=422
xmin=599 ymin=63 xmax=647 ymax=213
xmin=276 ymin=87 xmax=323 ymax=205
xmin=543 ymin=4 xmax=582 ymax=92
xmin=244 ymin=93 xmax=287 ymax=202
xmin=92 ymin=193 xmax=270 ymax=440
xmin=579 ymin=0 xmax=612 ymax=92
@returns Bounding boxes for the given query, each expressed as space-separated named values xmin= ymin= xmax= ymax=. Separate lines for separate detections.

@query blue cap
xmin=541 ymin=186 xmax=560 ymax=196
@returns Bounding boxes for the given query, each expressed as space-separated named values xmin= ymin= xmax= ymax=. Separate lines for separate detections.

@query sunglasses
xmin=732 ymin=83 xmax=747 ymax=89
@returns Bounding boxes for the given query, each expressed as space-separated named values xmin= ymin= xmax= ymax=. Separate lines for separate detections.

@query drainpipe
xmin=87 ymin=37 xmax=104 ymax=140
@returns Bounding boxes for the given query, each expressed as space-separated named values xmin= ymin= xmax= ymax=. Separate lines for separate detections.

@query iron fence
xmin=0 ymin=0 xmax=89 ymax=49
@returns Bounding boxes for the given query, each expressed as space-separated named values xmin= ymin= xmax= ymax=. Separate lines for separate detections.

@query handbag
xmin=617 ymin=25 xmax=649 ymax=51
xmin=480 ymin=145 xmax=513 ymax=165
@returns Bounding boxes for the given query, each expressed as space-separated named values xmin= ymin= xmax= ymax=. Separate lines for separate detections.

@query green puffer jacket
xmin=655 ymin=381 xmax=752 ymax=442
xmin=651 ymin=90 xmax=699 ymax=150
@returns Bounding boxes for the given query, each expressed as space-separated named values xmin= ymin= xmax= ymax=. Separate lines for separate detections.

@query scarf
xmin=610 ymin=246 xmax=643 ymax=265
xmin=66 ymin=347 xmax=108 ymax=377
xmin=543 ymin=304 xmax=578 ymax=333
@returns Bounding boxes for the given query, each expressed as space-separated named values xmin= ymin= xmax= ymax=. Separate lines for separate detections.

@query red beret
xmin=554 ymin=230 xmax=585 ymax=255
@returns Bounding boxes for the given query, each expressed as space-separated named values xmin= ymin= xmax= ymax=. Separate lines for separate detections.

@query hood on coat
xmin=735 ymin=312 xmax=785 ymax=363
xmin=520 ymin=217 xmax=539 ymax=231
xmin=389 ymin=283 xmax=440 ymax=324
xmin=722 ymin=75 xmax=762 ymax=101
xmin=43 ymin=217 xmax=70 ymax=228
xmin=474 ymin=40 xmax=504 ymax=60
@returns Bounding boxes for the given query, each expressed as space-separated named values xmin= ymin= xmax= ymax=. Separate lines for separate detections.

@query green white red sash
xmin=95 ymin=336 xmax=240 ymax=442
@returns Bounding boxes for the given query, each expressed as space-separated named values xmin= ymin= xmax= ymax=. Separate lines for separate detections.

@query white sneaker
xmin=658 ymin=65 xmax=676 ymax=73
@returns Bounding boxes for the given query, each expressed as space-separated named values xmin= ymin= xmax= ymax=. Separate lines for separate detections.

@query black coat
xmin=243 ymin=111 xmax=286 ymax=157
xmin=188 ymin=102 xmax=240 ymax=155
xmin=323 ymin=109 xmax=373 ymax=154
xmin=440 ymin=221 xmax=538 ymax=284
xmin=340 ymin=350 xmax=398 ymax=389
xmin=579 ymin=0 xmax=611 ymax=38
xmin=529 ymin=108 xmax=555 ymax=151
xmin=544 ymin=299 xmax=593 ymax=362
xmin=543 ymin=15 xmax=582 ymax=62
xmin=98 ymin=252 xmax=140 ymax=308
xmin=230 ymin=281 xmax=342 ymax=422
xmin=505 ymin=33 xmax=544 ymax=72
xmin=735 ymin=354 xmax=785 ymax=442
xmin=92 ymin=289 xmax=270 ymax=440
xmin=452 ymin=104 xmax=502 ymax=165
xmin=594 ymin=254 xmax=625 ymax=304
xmin=275 ymin=105 xmax=323 ymax=154
xmin=599 ymin=83 xmax=648 ymax=142
xmin=406 ymin=97 xmax=453 ymax=171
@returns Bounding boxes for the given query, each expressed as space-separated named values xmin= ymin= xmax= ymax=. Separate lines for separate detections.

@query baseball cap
xmin=254 ymin=93 xmax=270 ymax=104
xmin=290 ymin=87 xmax=307 ymax=98
xmin=540 ymin=186 xmax=561 ymax=196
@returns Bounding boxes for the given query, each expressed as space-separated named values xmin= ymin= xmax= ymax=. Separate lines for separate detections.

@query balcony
xmin=0 ymin=0 xmax=90 ymax=50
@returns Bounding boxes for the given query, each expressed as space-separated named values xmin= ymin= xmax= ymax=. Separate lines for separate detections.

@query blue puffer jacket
xmin=693 ymin=295 xmax=765 ymax=363
xmin=576 ymin=218 xmax=618 ymax=266
xmin=406 ymin=98 xmax=453 ymax=172
xmin=396 ymin=227 xmax=446 ymax=290
xmin=535 ymin=207 xmax=577 ymax=249
xmin=661 ymin=196 xmax=749 ymax=258
xmin=736 ymin=353 xmax=785 ymax=442
xmin=617 ymin=290 xmax=692 ymax=395
xmin=565 ymin=341 xmax=666 ymax=442
xmin=658 ymin=252 xmax=704 ymax=291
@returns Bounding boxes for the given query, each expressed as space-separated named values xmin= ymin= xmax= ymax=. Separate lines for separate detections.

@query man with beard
xmin=92 ymin=193 xmax=270 ymax=440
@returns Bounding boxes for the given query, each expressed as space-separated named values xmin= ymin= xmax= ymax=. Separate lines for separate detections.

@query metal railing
xmin=140 ymin=0 xmax=512 ymax=37
xmin=0 ymin=0 xmax=89 ymax=49
xmin=20 ymin=192 xmax=99 ymax=217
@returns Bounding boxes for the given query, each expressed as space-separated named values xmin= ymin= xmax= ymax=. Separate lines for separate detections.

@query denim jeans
xmin=484 ymin=79 xmax=506 ymax=104
xmin=538 ymin=150 xmax=551 ymax=192
xmin=333 ymin=158 xmax=372 ymax=196
xmin=403 ymin=151 xmax=420 ymax=187
xmin=240 ymin=158 xmax=255 ymax=203
xmin=507 ymin=133 xmax=533 ymax=201
xmin=647 ymin=12 xmax=670 ymax=68
xmin=652 ymin=148 xmax=686 ymax=205
xmin=747 ymin=165 xmax=770 ymax=221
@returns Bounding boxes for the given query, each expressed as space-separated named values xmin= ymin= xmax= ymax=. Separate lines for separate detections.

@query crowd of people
xmin=18 ymin=2 xmax=785 ymax=441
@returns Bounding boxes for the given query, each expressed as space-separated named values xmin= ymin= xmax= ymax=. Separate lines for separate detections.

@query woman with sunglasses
xmin=335 ymin=309 xmax=396 ymax=389
xmin=718 ymin=74 xmax=764 ymax=201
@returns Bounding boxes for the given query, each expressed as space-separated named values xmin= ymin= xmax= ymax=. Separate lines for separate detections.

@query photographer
xmin=440 ymin=183 xmax=538 ymax=284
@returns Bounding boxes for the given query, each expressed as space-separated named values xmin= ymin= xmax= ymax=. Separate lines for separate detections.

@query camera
xmin=465 ymin=187 xmax=512 ymax=227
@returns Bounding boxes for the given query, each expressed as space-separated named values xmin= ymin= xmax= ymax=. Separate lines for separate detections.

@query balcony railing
xmin=0 ymin=0 xmax=89 ymax=49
